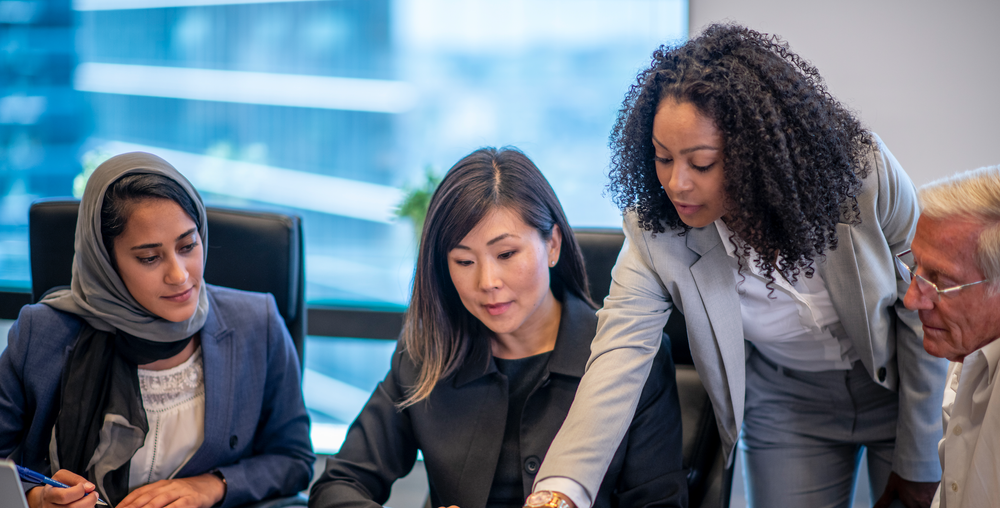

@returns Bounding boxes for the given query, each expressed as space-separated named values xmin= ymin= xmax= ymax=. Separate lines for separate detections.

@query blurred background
xmin=0 ymin=0 xmax=688 ymax=304
xmin=0 ymin=0 xmax=686 ymax=454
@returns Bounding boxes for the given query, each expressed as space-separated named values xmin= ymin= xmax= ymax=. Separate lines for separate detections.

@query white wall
xmin=689 ymin=0 xmax=1000 ymax=187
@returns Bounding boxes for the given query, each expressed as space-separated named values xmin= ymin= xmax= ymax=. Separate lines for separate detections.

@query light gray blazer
xmin=535 ymin=135 xmax=948 ymax=498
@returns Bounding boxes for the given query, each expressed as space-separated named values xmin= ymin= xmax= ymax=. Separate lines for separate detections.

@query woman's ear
xmin=547 ymin=224 xmax=562 ymax=267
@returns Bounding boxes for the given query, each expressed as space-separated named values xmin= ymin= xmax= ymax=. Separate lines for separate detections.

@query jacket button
xmin=524 ymin=456 xmax=540 ymax=475
xmin=230 ymin=435 xmax=238 ymax=449
xmin=877 ymin=367 xmax=887 ymax=382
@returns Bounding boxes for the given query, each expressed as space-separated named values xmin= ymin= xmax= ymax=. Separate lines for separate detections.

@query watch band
xmin=524 ymin=490 xmax=573 ymax=508
xmin=210 ymin=469 xmax=227 ymax=507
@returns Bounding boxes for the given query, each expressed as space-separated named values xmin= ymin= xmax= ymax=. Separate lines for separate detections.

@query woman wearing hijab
xmin=0 ymin=152 xmax=314 ymax=508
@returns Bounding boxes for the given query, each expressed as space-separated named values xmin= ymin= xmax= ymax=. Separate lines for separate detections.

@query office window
xmin=1 ymin=0 xmax=87 ymax=290
xmin=1 ymin=0 xmax=687 ymax=452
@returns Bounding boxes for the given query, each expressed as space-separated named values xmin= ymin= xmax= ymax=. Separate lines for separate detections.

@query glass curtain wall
xmin=1 ymin=0 xmax=687 ymax=452
xmin=1 ymin=0 xmax=89 ymax=289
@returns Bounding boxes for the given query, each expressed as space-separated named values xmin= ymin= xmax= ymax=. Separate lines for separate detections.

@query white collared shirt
xmin=535 ymin=221 xmax=865 ymax=508
xmin=932 ymin=338 xmax=1000 ymax=508
xmin=715 ymin=220 xmax=859 ymax=371
xmin=128 ymin=347 xmax=206 ymax=490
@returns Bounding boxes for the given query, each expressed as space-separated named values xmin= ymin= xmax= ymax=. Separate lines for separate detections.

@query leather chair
xmin=574 ymin=227 xmax=733 ymax=508
xmin=28 ymin=198 xmax=309 ymax=507
xmin=28 ymin=198 xmax=306 ymax=368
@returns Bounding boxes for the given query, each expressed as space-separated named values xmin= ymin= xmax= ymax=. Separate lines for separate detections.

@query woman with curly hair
xmin=527 ymin=24 xmax=948 ymax=508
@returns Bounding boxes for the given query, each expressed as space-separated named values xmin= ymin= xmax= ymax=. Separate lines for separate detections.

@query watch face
xmin=527 ymin=491 xmax=554 ymax=506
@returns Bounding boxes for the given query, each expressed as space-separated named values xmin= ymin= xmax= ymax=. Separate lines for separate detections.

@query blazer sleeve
xmin=0 ymin=308 xmax=31 ymax=462
xmin=872 ymin=136 xmax=949 ymax=481
xmin=612 ymin=338 xmax=688 ymax=508
xmin=1 ymin=307 xmax=37 ymax=495
xmin=216 ymin=295 xmax=315 ymax=508
xmin=308 ymin=343 xmax=419 ymax=508
xmin=0 ymin=305 xmax=80 ymax=495
xmin=535 ymin=214 xmax=671 ymax=501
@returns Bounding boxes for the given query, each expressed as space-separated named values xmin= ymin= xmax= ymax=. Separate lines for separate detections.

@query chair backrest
xmin=28 ymin=198 xmax=307 ymax=369
xmin=573 ymin=227 xmax=732 ymax=508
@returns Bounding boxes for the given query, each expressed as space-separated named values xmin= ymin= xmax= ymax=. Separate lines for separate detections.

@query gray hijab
xmin=42 ymin=151 xmax=210 ymax=341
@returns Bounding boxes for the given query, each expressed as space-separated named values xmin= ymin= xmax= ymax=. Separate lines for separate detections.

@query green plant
xmin=73 ymin=149 xmax=114 ymax=198
xmin=395 ymin=165 xmax=441 ymax=243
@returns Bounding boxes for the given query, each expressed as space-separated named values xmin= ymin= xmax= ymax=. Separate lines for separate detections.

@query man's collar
xmin=978 ymin=337 xmax=1000 ymax=383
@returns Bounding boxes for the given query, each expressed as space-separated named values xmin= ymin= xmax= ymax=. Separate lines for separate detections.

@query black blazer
xmin=309 ymin=293 xmax=687 ymax=508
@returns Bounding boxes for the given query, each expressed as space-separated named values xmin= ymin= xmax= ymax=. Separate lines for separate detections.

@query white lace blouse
xmin=127 ymin=347 xmax=206 ymax=490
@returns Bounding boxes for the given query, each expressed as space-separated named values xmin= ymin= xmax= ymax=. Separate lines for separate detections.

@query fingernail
xmin=85 ymin=482 xmax=95 ymax=490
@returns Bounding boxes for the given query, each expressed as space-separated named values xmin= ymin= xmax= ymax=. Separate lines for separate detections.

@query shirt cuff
xmin=534 ymin=477 xmax=592 ymax=508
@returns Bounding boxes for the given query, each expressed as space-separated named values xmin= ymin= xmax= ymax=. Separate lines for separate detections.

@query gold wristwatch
xmin=524 ymin=491 xmax=574 ymax=508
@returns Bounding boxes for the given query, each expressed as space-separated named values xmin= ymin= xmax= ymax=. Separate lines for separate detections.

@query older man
xmin=900 ymin=165 xmax=1000 ymax=508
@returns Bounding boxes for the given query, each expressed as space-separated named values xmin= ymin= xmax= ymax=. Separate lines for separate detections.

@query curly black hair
xmin=608 ymin=23 xmax=873 ymax=283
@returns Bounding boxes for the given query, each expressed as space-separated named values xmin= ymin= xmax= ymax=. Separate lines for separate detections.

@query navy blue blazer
xmin=0 ymin=284 xmax=314 ymax=508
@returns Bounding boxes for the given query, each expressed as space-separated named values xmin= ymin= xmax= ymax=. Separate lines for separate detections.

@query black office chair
xmin=574 ymin=227 xmax=733 ymax=508
xmin=28 ymin=198 xmax=306 ymax=368
xmin=28 ymin=198 xmax=309 ymax=508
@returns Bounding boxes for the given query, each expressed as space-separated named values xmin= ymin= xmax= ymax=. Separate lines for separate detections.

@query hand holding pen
xmin=18 ymin=466 xmax=108 ymax=508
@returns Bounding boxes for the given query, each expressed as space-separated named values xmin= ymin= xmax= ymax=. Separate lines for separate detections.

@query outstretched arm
xmin=534 ymin=215 xmax=672 ymax=507
xmin=612 ymin=340 xmax=688 ymax=508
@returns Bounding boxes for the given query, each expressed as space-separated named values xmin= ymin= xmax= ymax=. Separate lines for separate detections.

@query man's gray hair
xmin=919 ymin=165 xmax=1000 ymax=293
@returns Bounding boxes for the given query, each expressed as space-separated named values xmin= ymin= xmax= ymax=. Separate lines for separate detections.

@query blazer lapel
xmin=686 ymin=227 xmax=746 ymax=437
xmin=819 ymin=224 xmax=875 ymax=372
xmin=449 ymin=340 xmax=508 ymax=508
xmin=176 ymin=297 xmax=234 ymax=476
xmin=453 ymin=368 xmax=507 ymax=508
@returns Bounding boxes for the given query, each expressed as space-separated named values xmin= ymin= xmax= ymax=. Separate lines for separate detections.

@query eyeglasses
xmin=894 ymin=249 xmax=990 ymax=302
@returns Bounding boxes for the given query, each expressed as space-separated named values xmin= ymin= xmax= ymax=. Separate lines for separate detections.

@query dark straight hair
xmin=400 ymin=147 xmax=594 ymax=407
xmin=101 ymin=173 xmax=202 ymax=270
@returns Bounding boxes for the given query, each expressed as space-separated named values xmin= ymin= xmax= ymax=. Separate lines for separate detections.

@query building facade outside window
xmin=0 ymin=0 xmax=687 ymax=452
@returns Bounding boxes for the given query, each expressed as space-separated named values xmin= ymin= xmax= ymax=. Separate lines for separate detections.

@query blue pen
xmin=15 ymin=465 xmax=109 ymax=506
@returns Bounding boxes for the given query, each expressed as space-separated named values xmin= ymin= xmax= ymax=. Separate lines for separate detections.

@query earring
xmin=550 ymin=260 xmax=556 ymax=267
